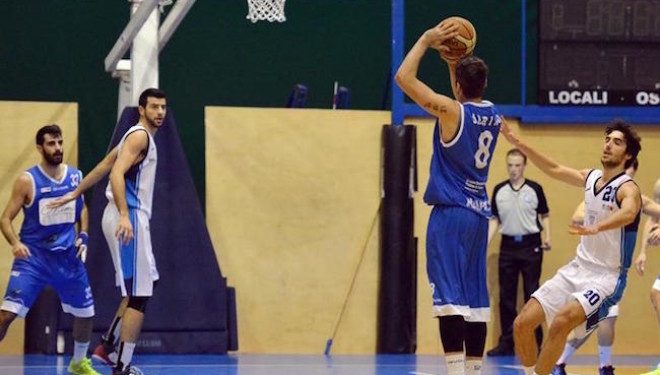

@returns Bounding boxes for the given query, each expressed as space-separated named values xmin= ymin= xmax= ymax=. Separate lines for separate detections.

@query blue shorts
xmin=1 ymin=246 xmax=95 ymax=318
xmin=426 ymin=205 xmax=490 ymax=322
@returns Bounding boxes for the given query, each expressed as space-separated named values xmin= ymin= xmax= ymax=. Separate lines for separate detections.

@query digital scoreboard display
xmin=538 ymin=0 xmax=660 ymax=106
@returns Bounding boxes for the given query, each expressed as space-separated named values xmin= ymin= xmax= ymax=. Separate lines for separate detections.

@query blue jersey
xmin=19 ymin=165 xmax=84 ymax=252
xmin=423 ymin=101 xmax=501 ymax=218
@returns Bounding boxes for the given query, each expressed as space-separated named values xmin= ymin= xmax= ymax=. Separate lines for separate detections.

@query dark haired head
xmin=138 ymin=88 xmax=167 ymax=108
xmin=35 ymin=124 xmax=62 ymax=145
xmin=605 ymin=119 xmax=641 ymax=169
xmin=455 ymin=56 xmax=489 ymax=100
xmin=630 ymin=158 xmax=639 ymax=172
xmin=506 ymin=148 xmax=527 ymax=164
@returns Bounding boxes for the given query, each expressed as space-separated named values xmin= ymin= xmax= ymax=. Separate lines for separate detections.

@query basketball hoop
xmin=246 ymin=0 xmax=286 ymax=23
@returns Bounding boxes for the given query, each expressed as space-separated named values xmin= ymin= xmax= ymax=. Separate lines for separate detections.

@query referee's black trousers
xmin=497 ymin=245 xmax=543 ymax=350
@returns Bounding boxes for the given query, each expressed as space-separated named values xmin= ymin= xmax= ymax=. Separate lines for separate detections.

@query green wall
xmin=406 ymin=1 xmax=538 ymax=105
xmin=0 ymin=1 xmax=533 ymax=206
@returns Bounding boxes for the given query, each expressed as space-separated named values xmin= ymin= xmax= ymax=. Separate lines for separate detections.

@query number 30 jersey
xmin=578 ymin=169 xmax=640 ymax=271
xmin=423 ymin=101 xmax=501 ymax=218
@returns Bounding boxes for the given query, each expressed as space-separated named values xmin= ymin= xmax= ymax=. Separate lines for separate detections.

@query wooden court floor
xmin=0 ymin=354 xmax=657 ymax=375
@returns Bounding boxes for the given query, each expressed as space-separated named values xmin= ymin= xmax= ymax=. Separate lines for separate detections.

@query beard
xmin=44 ymin=151 xmax=63 ymax=166
xmin=145 ymin=113 xmax=163 ymax=128
xmin=601 ymin=156 xmax=621 ymax=169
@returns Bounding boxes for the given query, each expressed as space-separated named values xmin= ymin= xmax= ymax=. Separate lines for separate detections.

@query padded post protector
xmin=376 ymin=124 xmax=418 ymax=354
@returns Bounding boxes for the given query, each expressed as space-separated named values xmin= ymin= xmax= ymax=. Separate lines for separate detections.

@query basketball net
xmin=246 ymin=0 xmax=286 ymax=23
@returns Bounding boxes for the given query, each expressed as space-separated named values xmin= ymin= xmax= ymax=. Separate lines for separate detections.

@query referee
xmin=486 ymin=148 xmax=551 ymax=357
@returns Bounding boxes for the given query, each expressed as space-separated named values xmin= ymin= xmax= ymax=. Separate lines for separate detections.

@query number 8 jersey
xmin=423 ymin=101 xmax=501 ymax=218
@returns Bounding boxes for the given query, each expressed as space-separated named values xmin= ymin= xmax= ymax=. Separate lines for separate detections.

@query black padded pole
xmin=377 ymin=124 xmax=417 ymax=353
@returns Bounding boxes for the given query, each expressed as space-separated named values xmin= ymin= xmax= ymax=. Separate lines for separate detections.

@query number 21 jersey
xmin=578 ymin=169 xmax=640 ymax=271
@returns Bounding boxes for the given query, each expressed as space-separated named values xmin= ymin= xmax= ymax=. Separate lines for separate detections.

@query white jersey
xmin=576 ymin=169 xmax=640 ymax=272
xmin=106 ymin=124 xmax=158 ymax=218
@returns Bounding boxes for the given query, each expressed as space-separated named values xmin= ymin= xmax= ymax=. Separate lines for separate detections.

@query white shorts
xmin=606 ymin=304 xmax=618 ymax=318
xmin=653 ymin=277 xmax=660 ymax=291
xmin=532 ymin=259 xmax=620 ymax=338
xmin=102 ymin=204 xmax=159 ymax=297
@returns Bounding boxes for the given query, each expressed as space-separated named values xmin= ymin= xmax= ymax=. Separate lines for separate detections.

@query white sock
xmin=523 ymin=366 xmax=535 ymax=375
xmin=117 ymin=342 xmax=136 ymax=370
xmin=557 ymin=343 xmax=577 ymax=365
xmin=111 ymin=319 xmax=123 ymax=346
xmin=103 ymin=315 xmax=123 ymax=348
xmin=466 ymin=359 xmax=482 ymax=375
xmin=72 ymin=341 xmax=90 ymax=363
xmin=599 ymin=345 xmax=612 ymax=367
xmin=445 ymin=353 xmax=466 ymax=375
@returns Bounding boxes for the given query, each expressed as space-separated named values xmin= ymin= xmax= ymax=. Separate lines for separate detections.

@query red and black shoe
xmin=91 ymin=342 xmax=117 ymax=367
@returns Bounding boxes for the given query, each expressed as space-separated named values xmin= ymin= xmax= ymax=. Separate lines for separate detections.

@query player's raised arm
xmin=500 ymin=118 xmax=586 ymax=187
xmin=642 ymin=194 xmax=660 ymax=219
xmin=648 ymin=221 xmax=660 ymax=247
xmin=395 ymin=21 xmax=460 ymax=125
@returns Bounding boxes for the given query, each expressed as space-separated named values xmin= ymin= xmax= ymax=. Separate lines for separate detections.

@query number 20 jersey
xmin=423 ymin=101 xmax=501 ymax=218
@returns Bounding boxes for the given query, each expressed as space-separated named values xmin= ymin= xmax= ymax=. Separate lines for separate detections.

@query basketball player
xmin=0 ymin=125 xmax=99 ymax=375
xmin=50 ymin=88 xmax=166 ymax=375
xmin=635 ymin=179 xmax=660 ymax=375
xmin=499 ymin=119 xmax=643 ymax=375
xmin=552 ymin=160 xmax=638 ymax=375
xmin=395 ymin=20 xmax=501 ymax=375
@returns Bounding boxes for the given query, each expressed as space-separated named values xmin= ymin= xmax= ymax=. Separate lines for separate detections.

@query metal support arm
xmin=105 ymin=0 xmax=160 ymax=72
xmin=159 ymin=0 xmax=196 ymax=51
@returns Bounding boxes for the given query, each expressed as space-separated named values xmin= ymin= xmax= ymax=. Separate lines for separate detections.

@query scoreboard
xmin=539 ymin=0 xmax=660 ymax=106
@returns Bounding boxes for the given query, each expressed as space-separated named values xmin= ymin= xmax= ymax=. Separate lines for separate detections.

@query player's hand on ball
xmin=423 ymin=21 xmax=459 ymax=53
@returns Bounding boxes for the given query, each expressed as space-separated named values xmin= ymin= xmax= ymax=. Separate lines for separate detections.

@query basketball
xmin=439 ymin=16 xmax=477 ymax=61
